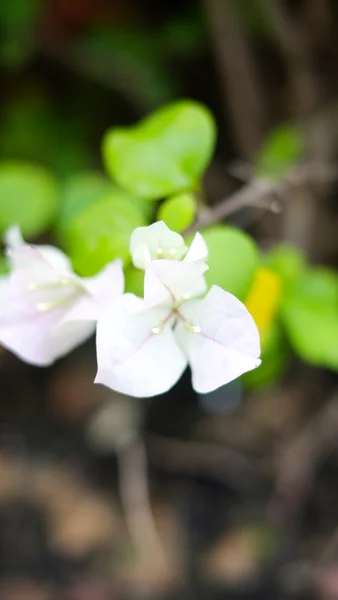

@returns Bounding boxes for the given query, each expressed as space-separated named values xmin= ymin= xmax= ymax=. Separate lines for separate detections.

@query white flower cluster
xmin=0 ymin=222 xmax=261 ymax=397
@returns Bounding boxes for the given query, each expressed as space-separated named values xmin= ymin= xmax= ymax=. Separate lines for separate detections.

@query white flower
xmin=96 ymin=225 xmax=261 ymax=397
xmin=0 ymin=226 xmax=124 ymax=366
xmin=130 ymin=220 xmax=208 ymax=269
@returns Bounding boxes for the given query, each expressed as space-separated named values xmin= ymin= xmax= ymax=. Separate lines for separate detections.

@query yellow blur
xmin=245 ymin=268 xmax=282 ymax=345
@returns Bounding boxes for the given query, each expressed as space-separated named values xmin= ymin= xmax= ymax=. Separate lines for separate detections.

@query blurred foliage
xmin=254 ymin=124 xmax=305 ymax=179
xmin=0 ymin=95 xmax=93 ymax=176
xmin=282 ymin=268 xmax=338 ymax=370
xmin=0 ymin=0 xmax=43 ymax=68
xmin=64 ymin=190 xmax=146 ymax=276
xmin=199 ymin=225 xmax=260 ymax=300
xmin=263 ymin=243 xmax=306 ymax=291
xmin=157 ymin=192 xmax=196 ymax=232
xmin=0 ymin=161 xmax=57 ymax=237
xmin=103 ymin=100 xmax=216 ymax=200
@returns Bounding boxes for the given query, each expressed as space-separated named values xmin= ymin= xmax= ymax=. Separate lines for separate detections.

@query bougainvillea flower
xmin=96 ymin=254 xmax=261 ymax=397
xmin=0 ymin=226 xmax=124 ymax=366
xmin=130 ymin=220 xmax=208 ymax=269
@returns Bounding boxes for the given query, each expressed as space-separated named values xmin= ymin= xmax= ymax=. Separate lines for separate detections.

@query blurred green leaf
xmin=0 ymin=161 xmax=57 ymax=237
xmin=0 ymin=0 xmax=43 ymax=68
xmin=57 ymin=173 xmax=154 ymax=242
xmin=198 ymin=226 xmax=259 ymax=299
xmin=264 ymin=243 xmax=306 ymax=290
xmin=282 ymin=268 xmax=338 ymax=370
xmin=65 ymin=191 xmax=146 ymax=276
xmin=241 ymin=322 xmax=289 ymax=389
xmin=0 ymin=96 xmax=92 ymax=177
xmin=124 ymin=264 xmax=144 ymax=298
xmin=103 ymin=100 xmax=216 ymax=200
xmin=158 ymin=11 xmax=206 ymax=54
xmin=57 ymin=172 xmax=115 ymax=236
xmin=254 ymin=124 xmax=304 ymax=179
xmin=157 ymin=193 xmax=196 ymax=232
xmin=80 ymin=26 xmax=177 ymax=109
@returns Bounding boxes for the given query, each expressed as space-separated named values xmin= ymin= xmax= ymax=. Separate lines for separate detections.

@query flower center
xmin=155 ymin=246 xmax=179 ymax=260
xmin=151 ymin=295 xmax=201 ymax=336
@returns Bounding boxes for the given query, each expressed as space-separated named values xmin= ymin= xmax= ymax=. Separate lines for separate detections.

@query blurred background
xmin=0 ymin=0 xmax=338 ymax=598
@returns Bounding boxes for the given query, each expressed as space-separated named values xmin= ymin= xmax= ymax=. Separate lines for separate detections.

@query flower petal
xmin=55 ymin=259 xmax=125 ymax=332
xmin=184 ymin=232 xmax=208 ymax=264
xmin=130 ymin=221 xmax=187 ymax=269
xmin=143 ymin=259 xmax=207 ymax=308
xmin=4 ymin=224 xmax=24 ymax=248
xmin=175 ymin=285 xmax=261 ymax=393
xmin=0 ymin=294 xmax=95 ymax=365
xmin=95 ymin=296 xmax=187 ymax=397
xmin=0 ymin=240 xmax=91 ymax=365
xmin=5 ymin=225 xmax=73 ymax=274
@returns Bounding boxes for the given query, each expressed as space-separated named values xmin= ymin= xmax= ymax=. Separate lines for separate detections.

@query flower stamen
xmin=184 ymin=322 xmax=201 ymax=334
xmin=37 ymin=294 xmax=78 ymax=313
xmin=29 ymin=278 xmax=76 ymax=291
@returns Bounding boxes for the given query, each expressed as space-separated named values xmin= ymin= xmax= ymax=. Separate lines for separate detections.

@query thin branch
xmin=185 ymin=161 xmax=338 ymax=235
xmin=117 ymin=437 xmax=167 ymax=562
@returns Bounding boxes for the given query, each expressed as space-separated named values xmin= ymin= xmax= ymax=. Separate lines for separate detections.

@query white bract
xmin=96 ymin=223 xmax=261 ymax=397
xmin=130 ymin=220 xmax=208 ymax=269
xmin=0 ymin=226 xmax=124 ymax=366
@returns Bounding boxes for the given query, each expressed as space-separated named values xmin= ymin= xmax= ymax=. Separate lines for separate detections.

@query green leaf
xmin=157 ymin=193 xmax=196 ymax=232
xmin=198 ymin=226 xmax=259 ymax=299
xmin=282 ymin=268 xmax=338 ymax=370
xmin=264 ymin=243 xmax=306 ymax=290
xmin=57 ymin=173 xmax=154 ymax=241
xmin=241 ymin=322 xmax=289 ymax=390
xmin=254 ymin=124 xmax=304 ymax=179
xmin=0 ymin=161 xmax=58 ymax=237
xmin=65 ymin=190 xmax=146 ymax=276
xmin=124 ymin=264 xmax=144 ymax=297
xmin=57 ymin=172 xmax=114 ymax=236
xmin=103 ymin=100 xmax=216 ymax=200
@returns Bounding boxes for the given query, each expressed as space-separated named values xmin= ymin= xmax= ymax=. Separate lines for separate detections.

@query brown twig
xmin=117 ymin=437 xmax=167 ymax=561
xmin=185 ymin=161 xmax=338 ymax=235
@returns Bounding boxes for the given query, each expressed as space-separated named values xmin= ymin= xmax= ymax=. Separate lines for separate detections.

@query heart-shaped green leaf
xmin=103 ymin=100 xmax=216 ymax=200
